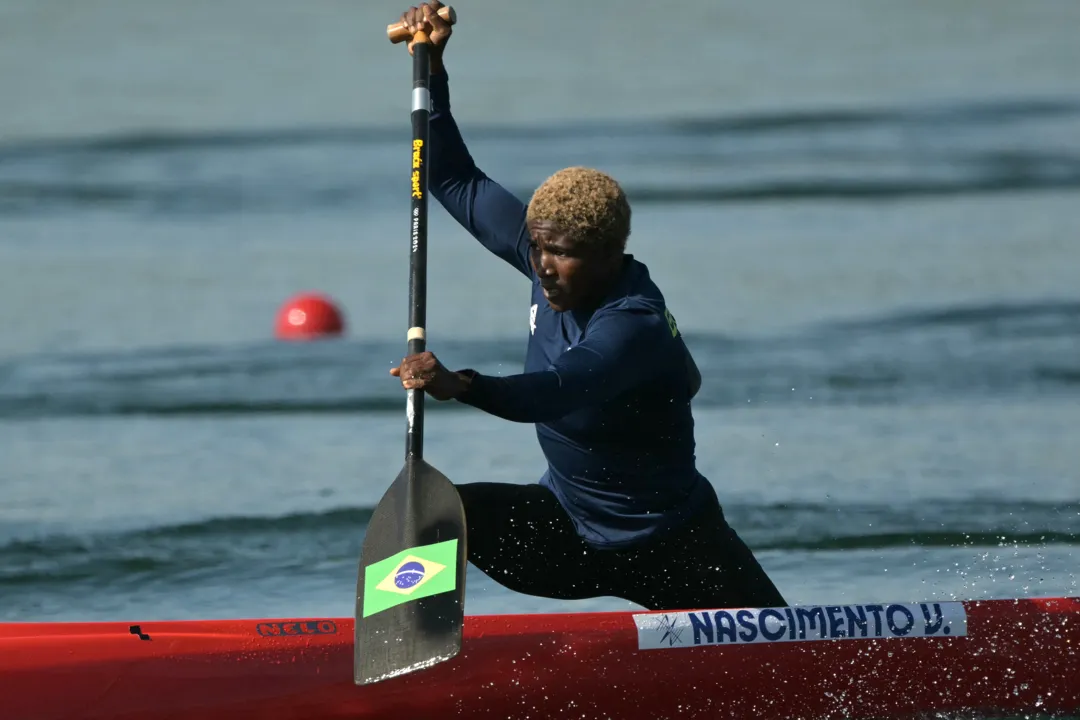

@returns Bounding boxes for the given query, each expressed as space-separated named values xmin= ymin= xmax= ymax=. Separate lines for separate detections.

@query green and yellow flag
xmin=361 ymin=539 xmax=459 ymax=618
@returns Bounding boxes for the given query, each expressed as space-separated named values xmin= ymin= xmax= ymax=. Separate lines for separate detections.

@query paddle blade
xmin=353 ymin=456 xmax=467 ymax=685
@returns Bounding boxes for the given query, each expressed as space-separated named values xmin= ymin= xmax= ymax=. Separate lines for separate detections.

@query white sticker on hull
xmin=633 ymin=602 xmax=967 ymax=651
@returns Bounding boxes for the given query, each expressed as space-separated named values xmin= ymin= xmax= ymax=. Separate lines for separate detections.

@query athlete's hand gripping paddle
xmin=385 ymin=4 xmax=455 ymax=45
xmin=353 ymin=5 xmax=465 ymax=687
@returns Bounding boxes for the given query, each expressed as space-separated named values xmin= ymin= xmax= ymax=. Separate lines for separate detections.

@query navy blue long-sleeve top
xmin=429 ymin=69 xmax=716 ymax=549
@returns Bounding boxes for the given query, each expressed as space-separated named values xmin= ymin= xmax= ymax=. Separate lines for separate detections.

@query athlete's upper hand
xmin=398 ymin=1 xmax=452 ymax=57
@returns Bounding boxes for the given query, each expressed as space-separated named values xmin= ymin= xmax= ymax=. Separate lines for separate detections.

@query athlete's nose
xmin=537 ymin=250 xmax=557 ymax=277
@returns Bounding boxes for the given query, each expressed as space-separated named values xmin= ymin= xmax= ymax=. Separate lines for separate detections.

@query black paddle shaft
xmin=405 ymin=40 xmax=431 ymax=460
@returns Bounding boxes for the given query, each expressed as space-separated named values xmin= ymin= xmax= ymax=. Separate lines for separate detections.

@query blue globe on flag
xmin=372 ymin=552 xmax=448 ymax=598
xmin=394 ymin=561 xmax=426 ymax=589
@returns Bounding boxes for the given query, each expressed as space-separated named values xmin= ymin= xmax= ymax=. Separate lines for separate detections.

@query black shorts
xmin=456 ymin=481 xmax=787 ymax=612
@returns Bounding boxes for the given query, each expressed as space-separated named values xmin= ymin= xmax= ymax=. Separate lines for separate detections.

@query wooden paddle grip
xmin=386 ymin=5 xmax=456 ymax=44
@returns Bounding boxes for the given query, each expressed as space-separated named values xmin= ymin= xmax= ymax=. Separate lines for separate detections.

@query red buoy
xmin=274 ymin=292 xmax=345 ymax=340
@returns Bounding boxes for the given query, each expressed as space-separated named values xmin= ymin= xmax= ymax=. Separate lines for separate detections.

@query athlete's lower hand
xmin=391 ymin=351 xmax=468 ymax=401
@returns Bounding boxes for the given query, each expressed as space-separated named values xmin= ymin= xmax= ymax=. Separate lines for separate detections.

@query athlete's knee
xmin=453 ymin=482 xmax=494 ymax=520
xmin=452 ymin=481 xmax=483 ymax=503
xmin=452 ymin=482 xmax=486 ymax=543
xmin=456 ymin=482 xmax=525 ymax=567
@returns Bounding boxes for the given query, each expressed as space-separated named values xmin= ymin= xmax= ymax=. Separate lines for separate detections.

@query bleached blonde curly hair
xmin=525 ymin=166 xmax=631 ymax=250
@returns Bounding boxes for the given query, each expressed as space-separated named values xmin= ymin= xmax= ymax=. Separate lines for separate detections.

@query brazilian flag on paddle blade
xmin=362 ymin=539 xmax=459 ymax=617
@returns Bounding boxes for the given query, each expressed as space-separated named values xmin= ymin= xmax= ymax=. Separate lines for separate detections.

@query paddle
xmin=353 ymin=5 xmax=465 ymax=687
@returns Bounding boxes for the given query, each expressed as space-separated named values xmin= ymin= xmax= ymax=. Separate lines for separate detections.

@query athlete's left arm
xmin=455 ymin=309 xmax=672 ymax=423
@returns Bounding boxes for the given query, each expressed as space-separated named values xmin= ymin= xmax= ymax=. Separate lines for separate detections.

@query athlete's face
xmin=527 ymin=220 xmax=622 ymax=312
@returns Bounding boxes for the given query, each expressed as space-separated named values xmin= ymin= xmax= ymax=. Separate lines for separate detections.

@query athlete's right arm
xmin=428 ymin=68 xmax=534 ymax=279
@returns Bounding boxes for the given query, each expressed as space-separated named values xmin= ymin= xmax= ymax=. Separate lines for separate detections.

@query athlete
xmin=390 ymin=1 xmax=787 ymax=611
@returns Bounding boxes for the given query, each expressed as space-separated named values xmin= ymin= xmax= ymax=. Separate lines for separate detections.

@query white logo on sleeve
xmin=529 ymin=304 xmax=537 ymax=334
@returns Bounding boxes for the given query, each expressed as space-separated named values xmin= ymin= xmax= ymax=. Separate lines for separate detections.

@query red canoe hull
xmin=2 ymin=597 xmax=1078 ymax=720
